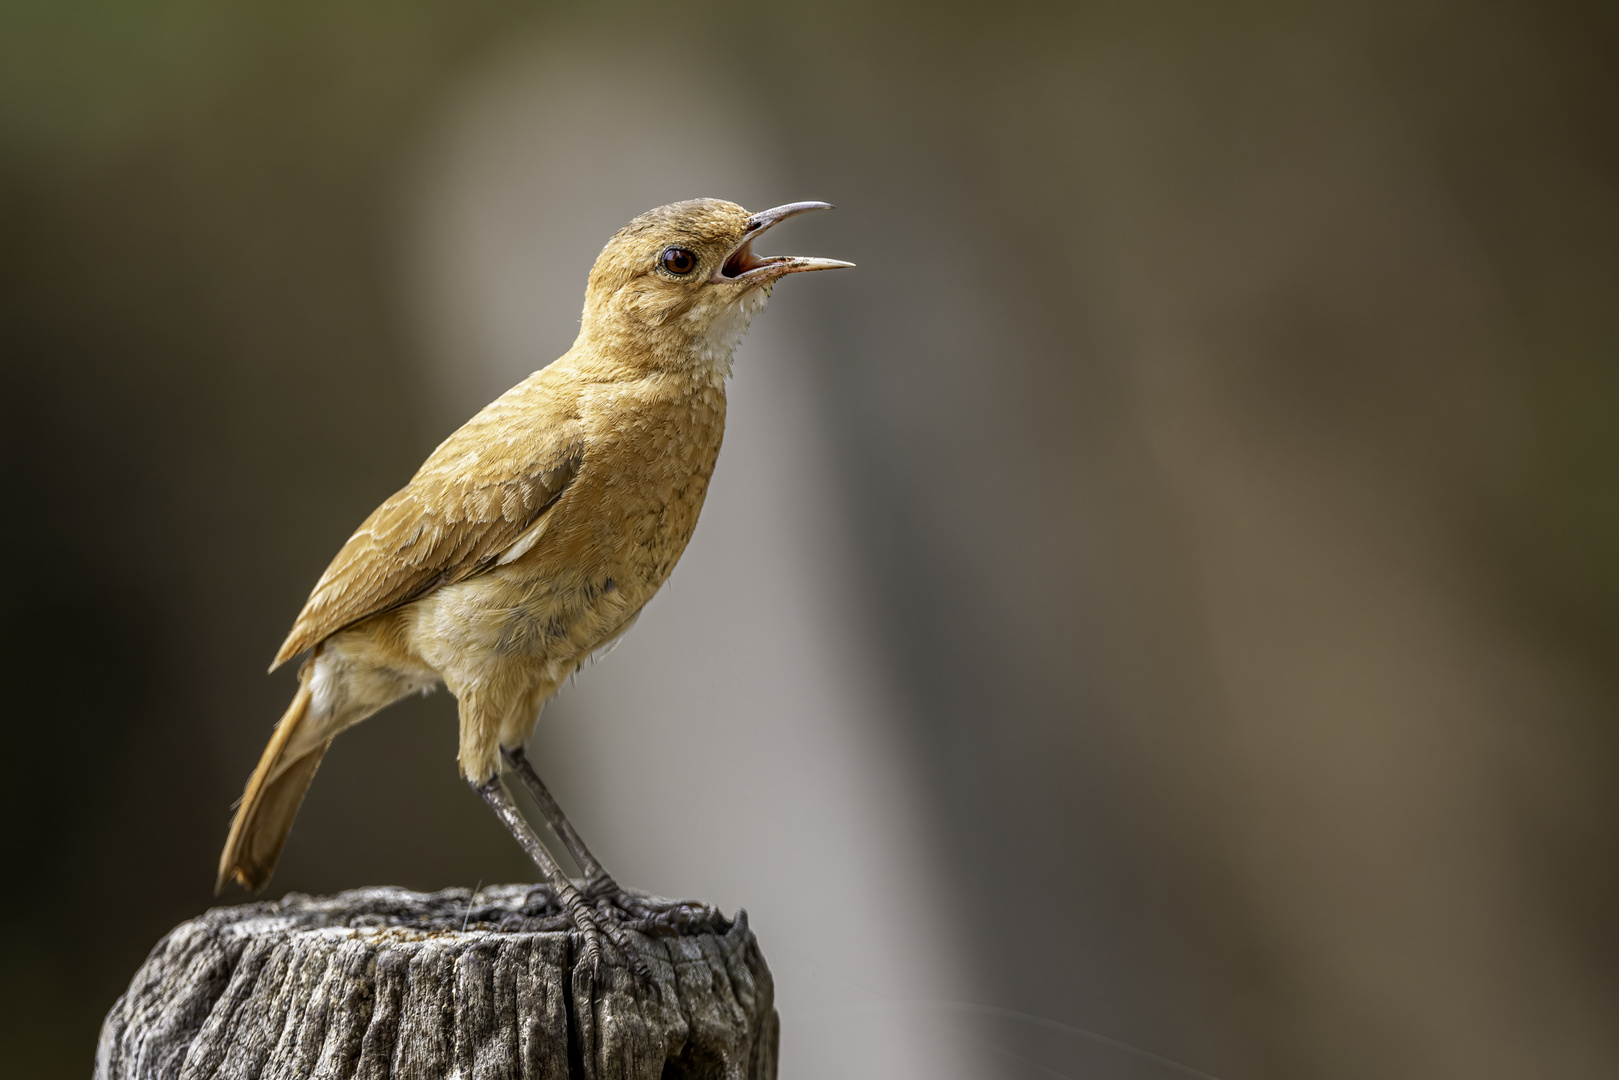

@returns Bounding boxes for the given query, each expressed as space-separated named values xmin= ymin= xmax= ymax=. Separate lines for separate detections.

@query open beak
xmin=714 ymin=201 xmax=855 ymax=284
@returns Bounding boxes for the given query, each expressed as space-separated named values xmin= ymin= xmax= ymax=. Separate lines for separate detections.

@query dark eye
xmin=660 ymin=247 xmax=697 ymax=275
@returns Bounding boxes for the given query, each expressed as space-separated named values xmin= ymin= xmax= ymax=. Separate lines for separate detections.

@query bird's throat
xmin=688 ymin=286 xmax=772 ymax=377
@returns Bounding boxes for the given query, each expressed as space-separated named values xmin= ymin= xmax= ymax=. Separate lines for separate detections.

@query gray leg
xmin=500 ymin=744 xmax=613 ymax=887
xmin=471 ymin=776 xmax=612 ymax=971
xmin=496 ymin=748 xmax=721 ymax=953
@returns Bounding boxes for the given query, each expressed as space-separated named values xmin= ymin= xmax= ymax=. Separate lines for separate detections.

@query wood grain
xmin=96 ymin=885 xmax=777 ymax=1080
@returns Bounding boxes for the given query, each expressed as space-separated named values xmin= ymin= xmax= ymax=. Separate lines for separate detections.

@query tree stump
xmin=95 ymin=885 xmax=778 ymax=1080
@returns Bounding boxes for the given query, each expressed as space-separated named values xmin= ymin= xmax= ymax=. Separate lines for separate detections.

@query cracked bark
xmin=95 ymin=885 xmax=778 ymax=1080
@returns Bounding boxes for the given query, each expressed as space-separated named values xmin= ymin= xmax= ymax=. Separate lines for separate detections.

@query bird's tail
xmin=216 ymin=678 xmax=330 ymax=894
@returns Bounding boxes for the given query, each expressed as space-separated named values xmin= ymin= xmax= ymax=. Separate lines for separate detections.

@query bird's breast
xmin=413 ymin=372 xmax=727 ymax=674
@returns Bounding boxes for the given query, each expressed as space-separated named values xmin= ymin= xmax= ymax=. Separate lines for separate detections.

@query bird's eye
xmin=660 ymin=247 xmax=697 ymax=276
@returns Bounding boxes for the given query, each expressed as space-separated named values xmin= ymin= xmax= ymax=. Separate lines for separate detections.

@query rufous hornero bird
xmin=217 ymin=199 xmax=852 ymax=969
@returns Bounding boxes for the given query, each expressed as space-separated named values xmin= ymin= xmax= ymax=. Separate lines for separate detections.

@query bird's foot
xmin=553 ymin=881 xmax=606 ymax=975
xmin=583 ymin=873 xmax=726 ymax=938
xmin=582 ymin=871 xmax=650 ymax=915
xmin=570 ymin=875 xmax=653 ymax=981
xmin=528 ymin=872 xmax=646 ymax=979
xmin=556 ymin=886 xmax=662 ymax=985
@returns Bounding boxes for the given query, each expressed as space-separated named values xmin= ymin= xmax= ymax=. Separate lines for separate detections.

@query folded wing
xmin=272 ymin=400 xmax=584 ymax=670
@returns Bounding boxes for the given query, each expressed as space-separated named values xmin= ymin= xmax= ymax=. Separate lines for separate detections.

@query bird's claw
xmin=559 ymin=875 xmax=724 ymax=986
xmin=583 ymin=873 xmax=710 ymax=927
xmin=557 ymin=878 xmax=654 ymax=984
xmin=583 ymin=872 xmax=650 ymax=915
xmin=563 ymin=895 xmax=605 ymax=974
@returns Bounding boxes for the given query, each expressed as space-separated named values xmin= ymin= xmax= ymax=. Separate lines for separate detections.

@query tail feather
xmin=216 ymin=681 xmax=329 ymax=893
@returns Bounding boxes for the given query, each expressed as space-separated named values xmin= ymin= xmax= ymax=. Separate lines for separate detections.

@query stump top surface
xmin=203 ymin=883 xmax=733 ymax=943
xmin=97 ymin=885 xmax=778 ymax=1080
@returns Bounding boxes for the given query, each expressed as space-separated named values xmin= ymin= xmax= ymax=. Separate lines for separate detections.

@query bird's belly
xmin=405 ymin=506 xmax=702 ymax=689
xmin=410 ymin=569 xmax=636 ymax=671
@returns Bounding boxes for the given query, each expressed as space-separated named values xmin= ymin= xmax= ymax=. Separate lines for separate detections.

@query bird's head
xmin=578 ymin=198 xmax=851 ymax=369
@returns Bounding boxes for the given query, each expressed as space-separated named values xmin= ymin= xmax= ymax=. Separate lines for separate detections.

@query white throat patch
xmin=688 ymin=286 xmax=772 ymax=377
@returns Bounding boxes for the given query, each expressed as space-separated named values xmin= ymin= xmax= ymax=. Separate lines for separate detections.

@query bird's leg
xmin=500 ymin=744 xmax=620 ymax=898
xmin=471 ymin=776 xmax=613 ymax=972
xmin=499 ymin=745 xmax=718 ymax=938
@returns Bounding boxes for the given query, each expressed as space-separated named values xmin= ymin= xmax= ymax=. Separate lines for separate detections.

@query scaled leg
xmin=472 ymin=776 xmax=626 ymax=972
xmin=499 ymin=745 xmax=716 ymax=937
xmin=501 ymin=744 xmax=615 ymax=888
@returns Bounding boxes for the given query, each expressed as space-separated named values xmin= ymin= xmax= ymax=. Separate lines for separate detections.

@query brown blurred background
xmin=3 ymin=2 xmax=1617 ymax=1078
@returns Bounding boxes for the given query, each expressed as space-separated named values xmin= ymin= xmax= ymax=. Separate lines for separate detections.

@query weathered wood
xmin=96 ymin=885 xmax=778 ymax=1080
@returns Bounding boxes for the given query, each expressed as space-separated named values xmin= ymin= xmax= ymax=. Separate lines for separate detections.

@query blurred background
xmin=2 ymin=2 xmax=1616 ymax=1077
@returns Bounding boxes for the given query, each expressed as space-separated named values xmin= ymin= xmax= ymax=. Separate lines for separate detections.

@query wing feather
xmin=271 ymin=388 xmax=584 ymax=670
